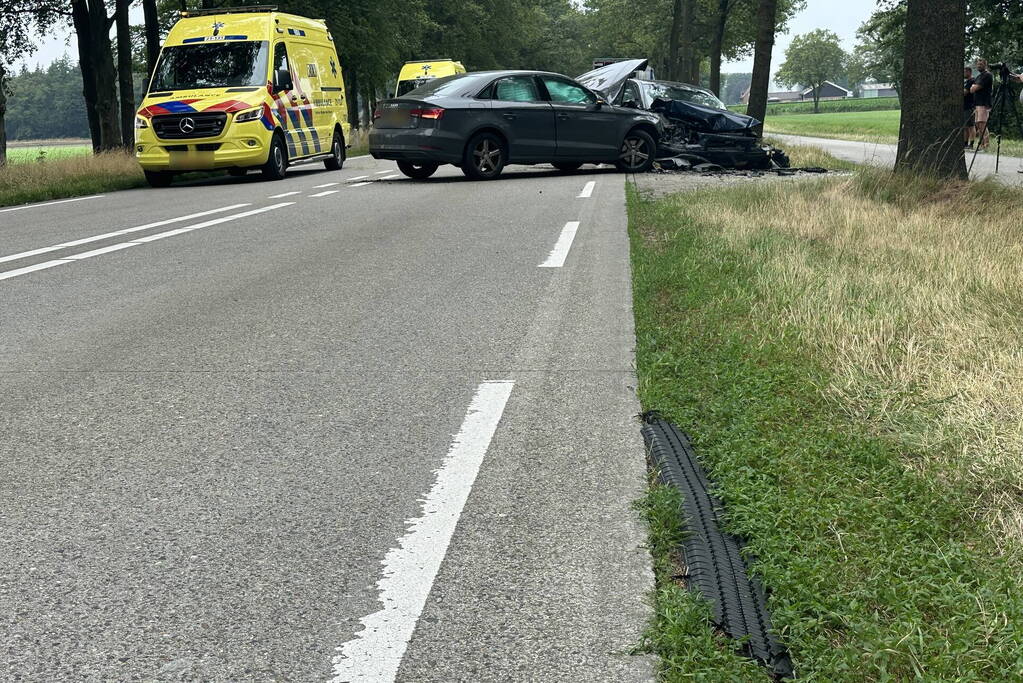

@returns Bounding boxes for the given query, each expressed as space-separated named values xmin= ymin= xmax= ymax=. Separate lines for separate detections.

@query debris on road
xmin=641 ymin=412 xmax=794 ymax=679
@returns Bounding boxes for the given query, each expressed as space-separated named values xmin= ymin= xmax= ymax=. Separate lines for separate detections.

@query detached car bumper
xmin=369 ymin=128 xmax=464 ymax=164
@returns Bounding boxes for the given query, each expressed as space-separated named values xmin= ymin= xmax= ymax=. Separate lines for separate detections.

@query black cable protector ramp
xmin=640 ymin=412 xmax=794 ymax=679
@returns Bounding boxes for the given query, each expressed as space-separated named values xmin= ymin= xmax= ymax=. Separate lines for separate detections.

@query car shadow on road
xmin=384 ymin=165 xmax=624 ymax=185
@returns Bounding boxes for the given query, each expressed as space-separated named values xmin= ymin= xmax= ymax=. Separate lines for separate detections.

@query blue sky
xmin=20 ymin=0 xmax=881 ymax=76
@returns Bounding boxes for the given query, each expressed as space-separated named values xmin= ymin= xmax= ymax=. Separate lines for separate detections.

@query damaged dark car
xmin=576 ymin=59 xmax=790 ymax=171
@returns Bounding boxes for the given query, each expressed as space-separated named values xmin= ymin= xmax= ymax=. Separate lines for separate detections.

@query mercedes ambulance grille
xmin=152 ymin=112 xmax=228 ymax=140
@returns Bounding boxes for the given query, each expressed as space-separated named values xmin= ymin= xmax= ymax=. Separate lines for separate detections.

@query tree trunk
xmin=746 ymin=0 xmax=778 ymax=136
xmin=344 ymin=64 xmax=360 ymax=130
xmin=116 ymin=0 xmax=135 ymax=148
xmin=668 ymin=0 xmax=683 ymax=81
xmin=361 ymin=83 xmax=372 ymax=131
xmin=72 ymin=0 xmax=101 ymax=150
xmin=895 ymin=0 xmax=967 ymax=179
xmin=142 ymin=0 xmax=161 ymax=82
xmin=72 ymin=0 xmax=122 ymax=151
xmin=709 ymin=0 xmax=730 ymax=96
xmin=678 ymin=0 xmax=695 ymax=83
xmin=0 ymin=63 xmax=7 ymax=168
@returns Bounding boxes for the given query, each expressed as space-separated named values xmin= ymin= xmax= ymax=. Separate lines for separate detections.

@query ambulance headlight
xmin=134 ymin=116 xmax=149 ymax=129
xmin=235 ymin=108 xmax=262 ymax=123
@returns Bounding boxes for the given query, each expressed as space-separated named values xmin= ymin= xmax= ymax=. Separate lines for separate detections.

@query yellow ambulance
xmin=135 ymin=7 xmax=349 ymax=187
xmin=394 ymin=59 xmax=467 ymax=97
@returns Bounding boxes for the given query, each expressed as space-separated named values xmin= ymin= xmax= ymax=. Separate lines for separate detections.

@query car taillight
xmin=373 ymin=108 xmax=382 ymax=121
xmin=410 ymin=107 xmax=444 ymax=120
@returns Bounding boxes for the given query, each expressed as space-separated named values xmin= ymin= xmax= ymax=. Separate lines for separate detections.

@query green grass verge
xmin=762 ymin=109 xmax=1023 ymax=158
xmin=729 ymin=96 xmax=901 ymax=116
xmin=628 ymin=177 xmax=1023 ymax=679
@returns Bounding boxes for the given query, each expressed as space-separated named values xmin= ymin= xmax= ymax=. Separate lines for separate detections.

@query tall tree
xmin=142 ymin=0 xmax=162 ymax=81
xmin=775 ymin=29 xmax=848 ymax=113
xmin=746 ymin=0 xmax=777 ymax=131
xmin=894 ymin=0 xmax=967 ymax=179
xmin=115 ymin=0 xmax=134 ymax=148
xmin=708 ymin=0 xmax=735 ymax=95
xmin=71 ymin=0 xmax=122 ymax=151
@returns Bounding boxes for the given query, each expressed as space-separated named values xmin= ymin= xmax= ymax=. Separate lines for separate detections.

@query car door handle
xmin=557 ymin=113 xmax=571 ymax=120
xmin=502 ymin=113 xmax=517 ymax=120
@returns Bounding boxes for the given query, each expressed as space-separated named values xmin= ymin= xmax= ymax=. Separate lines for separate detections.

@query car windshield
xmin=150 ymin=41 xmax=269 ymax=91
xmin=643 ymin=82 xmax=726 ymax=110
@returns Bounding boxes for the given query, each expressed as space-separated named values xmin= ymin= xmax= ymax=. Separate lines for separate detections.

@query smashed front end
xmin=651 ymin=98 xmax=790 ymax=171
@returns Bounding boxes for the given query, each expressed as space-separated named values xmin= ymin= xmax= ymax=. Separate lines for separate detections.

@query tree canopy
xmin=775 ymin=29 xmax=848 ymax=112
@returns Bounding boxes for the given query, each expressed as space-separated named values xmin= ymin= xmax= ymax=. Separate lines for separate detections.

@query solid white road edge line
xmin=0 ymin=203 xmax=251 ymax=265
xmin=330 ymin=380 xmax=515 ymax=683
xmin=578 ymin=181 xmax=596 ymax=198
xmin=349 ymin=182 xmax=371 ymax=188
xmin=0 ymin=194 xmax=104 ymax=214
xmin=0 ymin=203 xmax=293 ymax=282
xmin=268 ymin=191 xmax=302 ymax=199
xmin=310 ymin=190 xmax=340 ymax=197
xmin=539 ymin=221 xmax=580 ymax=268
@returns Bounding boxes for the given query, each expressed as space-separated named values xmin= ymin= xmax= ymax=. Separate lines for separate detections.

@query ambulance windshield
xmin=150 ymin=41 xmax=270 ymax=92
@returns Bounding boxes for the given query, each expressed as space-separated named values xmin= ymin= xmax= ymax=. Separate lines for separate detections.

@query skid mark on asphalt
xmin=539 ymin=221 xmax=580 ymax=268
xmin=0 ymin=204 xmax=251 ymax=265
xmin=578 ymin=181 xmax=596 ymax=198
xmin=0 ymin=203 xmax=293 ymax=281
xmin=0 ymin=194 xmax=104 ymax=214
xmin=331 ymin=380 xmax=515 ymax=683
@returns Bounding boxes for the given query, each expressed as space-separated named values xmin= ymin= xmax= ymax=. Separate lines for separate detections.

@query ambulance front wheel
xmin=262 ymin=134 xmax=289 ymax=181
xmin=144 ymin=170 xmax=174 ymax=188
xmin=324 ymin=131 xmax=345 ymax=171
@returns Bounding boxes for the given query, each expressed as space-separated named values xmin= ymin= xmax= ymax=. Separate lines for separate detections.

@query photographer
xmin=970 ymin=58 xmax=993 ymax=150
xmin=964 ymin=66 xmax=976 ymax=149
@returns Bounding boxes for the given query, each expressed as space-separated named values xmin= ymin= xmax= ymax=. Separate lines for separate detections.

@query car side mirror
xmin=275 ymin=69 xmax=293 ymax=92
xmin=594 ymin=98 xmax=607 ymax=109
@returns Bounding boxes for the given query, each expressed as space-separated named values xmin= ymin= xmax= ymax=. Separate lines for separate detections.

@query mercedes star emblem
xmin=178 ymin=117 xmax=196 ymax=134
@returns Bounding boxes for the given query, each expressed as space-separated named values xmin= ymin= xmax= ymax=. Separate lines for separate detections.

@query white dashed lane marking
xmin=350 ymin=182 xmax=371 ymax=188
xmin=313 ymin=182 xmax=339 ymax=189
xmin=310 ymin=190 xmax=339 ymax=198
xmin=539 ymin=221 xmax=580 ymax=268
xmin=578 ymin=181 xmax=596 ymax=198
xmin=268 ymin=191 xmax=302 ymax=199
xmin=0 ymin=195 xmax=105 ymax=214
xmin=331 ymin=381 xmax=515 ymax=683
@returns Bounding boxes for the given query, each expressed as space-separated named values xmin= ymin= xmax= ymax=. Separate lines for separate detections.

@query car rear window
xmin=403 ymin=74 xmax=489 ymax=98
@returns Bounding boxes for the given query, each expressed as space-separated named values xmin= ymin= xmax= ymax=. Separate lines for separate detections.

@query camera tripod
xmin=969 ymin=66 xmax=1023 ymax=174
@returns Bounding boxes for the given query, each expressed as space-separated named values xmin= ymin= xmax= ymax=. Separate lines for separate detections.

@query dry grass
xmin=0 ymin=151 xmax=144 ymax=208
xmin=662 ymin=170 xmax=1023 ymax=547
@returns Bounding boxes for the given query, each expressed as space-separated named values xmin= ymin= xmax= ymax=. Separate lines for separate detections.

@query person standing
xmin=964 ymin=66 xmax=976 ymax=148
xmin=970 ymin=58 xmax=993 ymax=150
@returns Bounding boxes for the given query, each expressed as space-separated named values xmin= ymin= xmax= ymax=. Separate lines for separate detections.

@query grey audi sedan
xmin=369 ymin=70 xmax=663 ymax=180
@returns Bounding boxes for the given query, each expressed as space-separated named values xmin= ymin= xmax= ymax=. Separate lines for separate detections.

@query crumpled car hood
xmin=652 ymin=98 xmax=761 ymax=134
xmin=576 ymin=58 xmax=648 ymax=103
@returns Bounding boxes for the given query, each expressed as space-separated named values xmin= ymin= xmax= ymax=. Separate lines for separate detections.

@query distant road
xmin=771 ymin=133 xmax=1023 ymax=184
xmin=8 ymin=138 xmax=92 ymax=148
xmin=0 ymin=157 xmax=653 ymax=681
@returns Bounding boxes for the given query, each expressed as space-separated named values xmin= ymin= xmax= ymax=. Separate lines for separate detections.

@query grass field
xmin=629 ymin=168 xmax=1023 ymax=679
xmin=729 ymin=96 xmax=902 ymax=116
xmin=0 ymin=151 xmax=146 ymax=208
xmin=763 ymin=109 xmax=1023 ymax=158
xmin=7 ymin=144 xmax=92 ymax=164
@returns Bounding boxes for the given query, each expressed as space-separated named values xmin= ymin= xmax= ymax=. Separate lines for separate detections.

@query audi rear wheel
xmin=462 ymin=132 xmax=506 ymax=180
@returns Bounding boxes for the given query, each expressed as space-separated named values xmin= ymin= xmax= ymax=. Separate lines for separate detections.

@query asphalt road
xmin=0 ymin=157 xmax=653 ymax=681
xmin=771 ymin=132 xmax=1023 ymax=184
